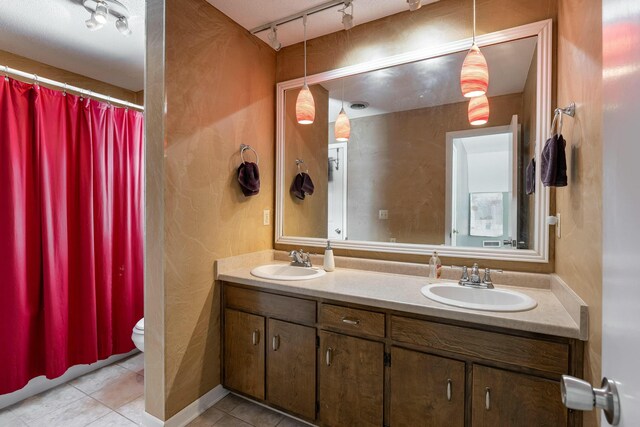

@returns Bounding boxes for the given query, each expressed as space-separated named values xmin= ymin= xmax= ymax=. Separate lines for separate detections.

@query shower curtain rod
xmin=2 ymin=64 xmax=144 ymax=111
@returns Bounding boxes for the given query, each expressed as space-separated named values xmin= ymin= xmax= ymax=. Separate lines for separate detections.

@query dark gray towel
xmin=291 ymin=173 xmax=315 ymax=200
xmin=541 ymin=134 xmax=568 ymax=187
xmin=526 ymin=158 xmax=536 ymax=195
xmin=237 ymin=162 xmax=260 ymax=196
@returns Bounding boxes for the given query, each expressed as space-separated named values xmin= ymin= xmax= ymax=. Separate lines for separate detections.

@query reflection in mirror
xmin=283 ymin=36 xmax=539 ymax=250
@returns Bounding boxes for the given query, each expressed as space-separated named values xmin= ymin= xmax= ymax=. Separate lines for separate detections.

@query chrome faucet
xmin=454 ymin=263 xmax=502 ymax=289
xmin=289 ymin=249 xmax=312 ymax=267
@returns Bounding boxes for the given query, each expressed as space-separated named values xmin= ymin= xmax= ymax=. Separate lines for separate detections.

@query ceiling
xmin=319 ymin=37 xmax=538 ymax=121
xmin=0 ymin=0 xmax=145 ymax=91
xmin=207 ymin=0 xmax=439 ymax=48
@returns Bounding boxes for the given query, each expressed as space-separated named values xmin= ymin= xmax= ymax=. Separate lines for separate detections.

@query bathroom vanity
xmin=217 ymin=254 xmax=587 ymax=427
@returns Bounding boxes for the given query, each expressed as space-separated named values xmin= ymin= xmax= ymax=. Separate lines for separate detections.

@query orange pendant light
xmin=296 ymin=14 xmax=315 ymax=125
xmin=460 ymin=0 xmax=489 ymax=98
xmin=296 ymin=84 xmax=315 ymax=124
xmin=334 ymin=107 xmax=350 ymax=141
xmin=468 ymin=94 xmax=489 ymax=126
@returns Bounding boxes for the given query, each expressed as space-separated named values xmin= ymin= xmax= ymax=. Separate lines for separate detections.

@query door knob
xmin=561 ymin=375 xmax=620 ymax=425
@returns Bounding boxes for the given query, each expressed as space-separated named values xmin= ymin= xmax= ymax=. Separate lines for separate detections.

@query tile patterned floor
xmin=0 ymin=354 xmax=309 ymax=427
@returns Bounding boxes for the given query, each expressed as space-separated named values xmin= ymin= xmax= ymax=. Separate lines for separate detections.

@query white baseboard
xmin=142 ymin=385 xmax=229 ymax=427
xmin=0 ymin=350 xmax=138 ymax=410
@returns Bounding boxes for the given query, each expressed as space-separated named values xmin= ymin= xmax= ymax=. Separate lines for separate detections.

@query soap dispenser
xmin=429 ymin=251 xmax=442 ymax=279
xmin=323 ymin=240 xmax=335 ymax=272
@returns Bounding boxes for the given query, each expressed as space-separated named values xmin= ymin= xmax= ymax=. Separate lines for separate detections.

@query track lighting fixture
xmin=82 ymin=0 xmax=133 ymax=36
xmin=407 ymin=0 xmax=422 ymax=11
xmin=339 ymin=1 xmax=354 ymax=31
xmin=267 ymin=26 xmax=281 ymax=51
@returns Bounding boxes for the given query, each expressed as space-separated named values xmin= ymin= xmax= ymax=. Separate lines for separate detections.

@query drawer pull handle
xmin=252 ymin=329 xmax=259 ymax=346
xmin=272 ymin=335 xmax=280 ymax=351
xmin=341 ymin=317 xmax=360 ymax=325
xmin=485 ymin=387 xmax=491 ymax=410
xmin=447 ymin=379 xmax=452 ymax=401
xmin=326 ymin=347 xmax=333 ymax=366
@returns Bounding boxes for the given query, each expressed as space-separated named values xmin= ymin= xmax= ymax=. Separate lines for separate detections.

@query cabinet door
xmin=389 ymin=347 xmax=465 ymax=427
xmin=472 ymin=365 xmax=567 ymax=426
xmin=267 ymin=319 xmax=316 ymax=419
xmin=224 ymin=308 xmax=265 ymax=399
xmin=318 ymin=331 xmax=384 ymax=427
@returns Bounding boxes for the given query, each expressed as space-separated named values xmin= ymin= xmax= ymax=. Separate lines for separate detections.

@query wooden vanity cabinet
xmin=318 ymin=331 xmax=384 ymax=427
xmin=223 ymin=308 xmax=265 ymax=399
xmin=471 ymin=365 xmax=568 ymax=426
xmin=389 ymin=347 xmax=466 ymax=427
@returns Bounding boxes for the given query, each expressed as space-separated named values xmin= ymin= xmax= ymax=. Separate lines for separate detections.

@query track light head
xmin=340 ymin=1 xmax=354 ymax=31
xmin=116 ymin=17 xmax=132 ymax=36
xmin=85 ymin=15 xmax=103 ymax=30
xmin=94 ymin=1 xmax=108 ymax=24
xmin=407 ymin=0 xmax=422 ymax=11
xmin=267 ymin=26 xmax=281 ymax=51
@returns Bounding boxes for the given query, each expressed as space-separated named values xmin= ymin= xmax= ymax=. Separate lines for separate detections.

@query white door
xmin=561 ymin=2 xmax=640 ymax=425
xmin=601 ymin=0 xmax=640 ymax=424
xmin=327 ymin=144 xmax=347 ymax=240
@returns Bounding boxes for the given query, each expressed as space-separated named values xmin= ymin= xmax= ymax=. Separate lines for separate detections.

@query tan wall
xmin=556 ymin=1 xmax=602 ymax=426
xmin=284 ymin=84 xmax=329 ymax=238
xmin=345 ymin=94 xmax=523 ymax=244
xmin=275 ymin=0 xmax=557 ymax=273
xmin=146 ymin=0 xmax=276 ymax=419
xmin=0 ymin=49 xmax=139 ymax=103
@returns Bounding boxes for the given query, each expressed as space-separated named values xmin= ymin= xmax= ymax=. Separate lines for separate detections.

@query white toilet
xmin=132 ymin=318 xmax=144 ymax=352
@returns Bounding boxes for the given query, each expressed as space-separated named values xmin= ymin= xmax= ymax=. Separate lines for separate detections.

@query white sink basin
xmin=250 ymin=264 xmax=326 ymax=281
xmin=421 ymin=283 xmax=537 ymax=312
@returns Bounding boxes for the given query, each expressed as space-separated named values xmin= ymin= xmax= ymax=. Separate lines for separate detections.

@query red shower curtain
xmin=0 ymin=78 xmax=144 ymax=395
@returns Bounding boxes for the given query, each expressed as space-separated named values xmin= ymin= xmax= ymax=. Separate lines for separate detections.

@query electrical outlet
xmin=378 ymin=210 xmax=389 ymax=220
xmin=389 ymin=237 xmax=397 ymax=243
xmin=263 ymin=209 xmax=270 ymax=226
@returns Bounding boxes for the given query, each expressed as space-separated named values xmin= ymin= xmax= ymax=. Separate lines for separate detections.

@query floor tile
xmin=69 ymin=364 xmax=131 ymax=395
xmin=0 ymin=409 xmax=27 ymax=426
xmin=28 ymin=396 xmax=111 ymax=427
xmin=213 ymin=394 xmax=244 ymax=413
xmin=211 ymin=414 xmax=253 ymax=427
xmin=7 ymin=384 xmax=86 ymax=423
xmin=117 ymin=353 xmax=144 ymax=376
xmin=276 ymin=416 xmax=312 ymax=427
xmin=90 ymin=372 xmax=144 ymax=409
xmin=116 ymin=395 xmax=145 ymax=425
xmin=187 ymin=406 xmax=226 ymax=426
xmin=230 ymin=400 xmax=283 ymax=427
xmin=85 ymin=411 xmax=138 ymax=426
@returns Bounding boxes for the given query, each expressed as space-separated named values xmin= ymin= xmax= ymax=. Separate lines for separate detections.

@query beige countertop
xmin=215 ymin=250 xmax=588 ymax=340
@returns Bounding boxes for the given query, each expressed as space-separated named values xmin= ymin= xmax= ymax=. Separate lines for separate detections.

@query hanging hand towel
xmin=291 ymin=172 xmax=315 ymax=200
xmin=541 ymin=134 xmax=568 ymax=187
xmin=526 ymin=158 xmax=536 ymax=195
xmin=237 ymin=161 xmax=260 ymax=196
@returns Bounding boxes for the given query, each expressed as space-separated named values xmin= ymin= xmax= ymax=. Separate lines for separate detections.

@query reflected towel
xmin=237 ymin=162 xmax=260 ymax=196
xmin=291 ymin=172 xmax=315 ymax=200
xmin=526 ymin=158 xmax=536 ymax=195
xmin=541 ymin=134 xmax=568 ymax=187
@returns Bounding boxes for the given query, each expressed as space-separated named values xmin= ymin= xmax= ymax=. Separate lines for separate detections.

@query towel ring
xmin=296 ymin=159 xmax=308 ymax=175
xmin=240 ymin=144 xmax=259 ymax=165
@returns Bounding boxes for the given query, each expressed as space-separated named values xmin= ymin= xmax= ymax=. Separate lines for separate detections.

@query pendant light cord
xmin=303 ymin=14 xmax=308 ymax=85
xmin=472 ymin=0 xmax=476 ymax=43
xmin=341 ymin=78 xmax=345 ymax=108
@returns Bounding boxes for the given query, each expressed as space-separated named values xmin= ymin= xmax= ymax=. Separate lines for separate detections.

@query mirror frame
xmin=275 ymin=19 xmax=552 ymax=263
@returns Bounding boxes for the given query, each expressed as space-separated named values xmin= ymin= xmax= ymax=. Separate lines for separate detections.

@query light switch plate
xmin=379 ymin=210 xmax=389 ymax=220
xmin=263 ymin=209 xmax=270 ymax=226
xmin=556 ymin=213 xmax=561 ymax=238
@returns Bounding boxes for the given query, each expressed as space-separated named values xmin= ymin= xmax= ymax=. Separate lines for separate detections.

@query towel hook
xmin=296 ymin=159 xmax=308 ymax=175
xmin=240 ymin=144 xmax=259 ymax=165
xmin=550 ymin=102 xmax=576 ymax=137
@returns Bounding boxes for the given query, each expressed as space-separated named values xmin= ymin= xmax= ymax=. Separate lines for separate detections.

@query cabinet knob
xmin=272 ymin=335 xmax=280 ymax=351
xmin=326 ymin=347 xmax=333 ymax=366
xmin=447 ymin=379 xmax=452 ymax=401
xmin=252 ymin=329 xmax=260 ymax=346
xmin=485 ymin=387 xmax=491 ymax=410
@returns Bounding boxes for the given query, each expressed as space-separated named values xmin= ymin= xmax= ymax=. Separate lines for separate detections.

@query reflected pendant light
xmin=296 ymin=14 xmax=315 ymax=124
xmin=460 ymin=0 xmax=489 ymax=98
xmin=334 ymin=80 xmax=350 ymax=141
xmin=468 ymin=94 xmax=490 ymax=126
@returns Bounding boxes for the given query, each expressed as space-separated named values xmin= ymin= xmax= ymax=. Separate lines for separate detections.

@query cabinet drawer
xmin=225 ymin=285 xmax=316 ymax=325
xmin=320 ymin=304 xmax=385 ymax=338
xmin=390 ymin=315 xmax=569 ymax=375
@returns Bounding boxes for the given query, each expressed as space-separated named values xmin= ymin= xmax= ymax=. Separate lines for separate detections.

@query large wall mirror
xmin=276 ymin=20 xmax=552 ymax=262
